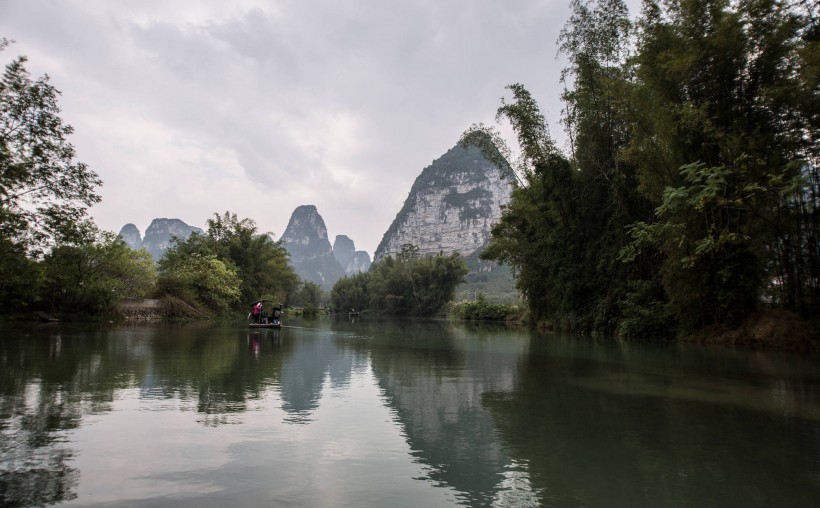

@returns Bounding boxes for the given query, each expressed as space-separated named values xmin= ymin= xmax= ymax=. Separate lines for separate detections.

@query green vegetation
xmin=449 ymin=294 xmax=523 ymax=322
xmin=1 ymin=39 xmax=105 ymax=312
xmin=0 ymin=41 xmax=159 ymax=317
xmin=330 ymin=271 xmax=370 ymax=312
xmin=469 ymin=0 xmax=819 ymax=340
xmin=455 ymin=249 xmax=518 ymax=303
xmin=43 ymin=231 xmax=156 ymax=316
xmin=332 ymin=245 xmax=469 ymax=316
xmin=288 ymin=280 xmax=327 ymax=309
xmin=0 ymin=39 xmax=102 ymax=259
xmin=158 ymin=212 xmax=299 ymax=315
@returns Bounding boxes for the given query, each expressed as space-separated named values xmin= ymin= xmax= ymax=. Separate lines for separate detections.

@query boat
xmin=248 ymin=300 xmax=283 ymax=328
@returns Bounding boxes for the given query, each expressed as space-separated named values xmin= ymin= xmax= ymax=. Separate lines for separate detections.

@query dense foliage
xmin=0 ymin=39 xmax=102 ymax=257
xmin=332 ymin=246 xmax=469 ymax=316
xmin=158 ymin=212 xmax=299 ymax=314
xmin=449 ymin=294 xmax=523 ymax=321
xmin=0 ymin=40 xmax=106 ymax=312
xmin=473 ymin=0 xmax=818 ymax=337
xmin=330 ymin=271 xmax=371 ymax=312
xmin=42 ymin=231 xmax=157 ymax=315
xmin=288 ymin=280 xmax=327 ymax=308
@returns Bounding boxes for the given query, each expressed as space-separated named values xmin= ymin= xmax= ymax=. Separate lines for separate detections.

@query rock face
xmin=281 ymin=206 xmax=372 ymax=289
xmin=332 ymin=235 xmax=356 ymax=267
xmin=281 ymin=205 xmax=333 ymax=260
xmin=118 ymin=223 xmax=142 ymax=251
xmin=374 ymin=141 xmax=513 ymax=261
xmin=281 ymin=206 xmax=346 ymax=289
xmin=333 ymin=235 xmax=372 ymax=275
xmin=346 ymin=251 xmax=372 ymax=274
xmin=118 ymin=219 xmax=204 ymax=261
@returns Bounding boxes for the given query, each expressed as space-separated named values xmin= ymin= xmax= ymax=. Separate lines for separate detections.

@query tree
xmin=366 ymin=252 xmax=468 ymax=315
xmin=203 ymin=211 xmax=299 ymax=304
xmin=0 ymin=235 xmax=43 ymax=309
xmin=42 ymin=231 xmax=157 ymax=315
xmin=289 ymin=280 xmax=326 ymax=308
xmin=331 ymin=272 xmax=371 ymax=312
xmin=0 ymin=40 xmax=101 ymax=256
xmin=157 ymin=212 xmax=299 ymax=312
xmin=157 ymin=252 xmax=240 ymax=315
xmin=473 ymin=0 xmax=818 ymax=337
xmin=0 ymin=40 xmax=102 ymax=312
xmin=622 ymin=0 xmax=820 ymax=328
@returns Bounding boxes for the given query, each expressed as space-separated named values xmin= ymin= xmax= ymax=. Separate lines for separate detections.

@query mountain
xmin=346 ymin=251 xmax=372 ymax=274
xmin=281 ymin=206 xmax=370 ymax=289
xmin=333 ymin=235 xmax=372 ymax=275
xmin=374 ymin=138 xmax=516 ymax=301
xmin=117 ymin=219 xmax=204 ymax=261
xmin=332 ymin=235 xmax=355 ymax=267
xmin=118 ymin=223 xmax=142 ymax=250
xmin=374 ymin=140 xmax=513 ymax=261
xmin=281 ymin=205 xmax=333 ymax=261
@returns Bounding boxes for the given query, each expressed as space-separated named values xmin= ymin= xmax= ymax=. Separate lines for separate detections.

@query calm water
xmin=1 ymin=318 xmax=819 ymax=507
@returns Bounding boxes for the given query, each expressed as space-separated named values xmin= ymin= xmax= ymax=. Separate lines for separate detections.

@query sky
xmin=1 ymin=0 xmax=589 ymax=257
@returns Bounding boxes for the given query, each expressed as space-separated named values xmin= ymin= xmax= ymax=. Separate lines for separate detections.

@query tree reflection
xmin=0 ymin=326 xmax=124 ymax=506
xmin=482 ymin=334 xmax=820 ymax=506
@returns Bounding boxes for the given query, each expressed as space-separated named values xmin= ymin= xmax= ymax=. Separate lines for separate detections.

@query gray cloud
xmin=0 ymin=0 xmax=587 ymax=255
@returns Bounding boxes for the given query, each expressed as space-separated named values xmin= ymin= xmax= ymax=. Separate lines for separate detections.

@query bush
xmin=450 ymin=295 xmax=523 ymax=321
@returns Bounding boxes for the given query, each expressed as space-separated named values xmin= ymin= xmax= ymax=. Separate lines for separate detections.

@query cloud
xmin=0 ymin=0 xmax=585 ymax=255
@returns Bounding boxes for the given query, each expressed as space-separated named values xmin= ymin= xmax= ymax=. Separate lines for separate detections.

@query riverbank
xmin=680 ymin=309 xmax=819 ymax=354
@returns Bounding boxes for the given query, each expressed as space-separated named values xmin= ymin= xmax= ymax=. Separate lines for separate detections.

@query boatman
xmin=253 ymin=302 xmax=263 ymax=323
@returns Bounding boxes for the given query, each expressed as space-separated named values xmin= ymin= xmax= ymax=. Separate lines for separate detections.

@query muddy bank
xmin=681 ymin=309 xmax=819 ymax=354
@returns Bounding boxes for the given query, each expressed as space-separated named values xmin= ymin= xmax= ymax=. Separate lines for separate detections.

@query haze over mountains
xmin=118 ymin=137 xmax=516 ymax=298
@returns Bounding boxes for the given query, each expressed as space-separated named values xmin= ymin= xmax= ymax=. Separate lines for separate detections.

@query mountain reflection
xmin=334 ymin=319 xmax=532 ymax=506
xmin=278 ymin=324 xmax=361 ymax=423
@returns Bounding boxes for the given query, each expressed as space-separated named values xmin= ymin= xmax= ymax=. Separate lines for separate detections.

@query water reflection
xmin=482 ymin=335 xmax=820 ymax=507
xmin=0 ymin=325 xmax=119 ymax=506
xmin=345 ymin=319 xmax=527 ymax=506
xmin=1 ymin=320 xmax=819 ymax=507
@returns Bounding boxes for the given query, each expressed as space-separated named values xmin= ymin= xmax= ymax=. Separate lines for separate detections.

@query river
xmin=1 ymin=317 xmax=818 ymax=507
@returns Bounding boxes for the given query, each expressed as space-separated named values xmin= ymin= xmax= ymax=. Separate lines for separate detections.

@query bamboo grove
xmin=466 ymin=0 xmax=818 ymax=337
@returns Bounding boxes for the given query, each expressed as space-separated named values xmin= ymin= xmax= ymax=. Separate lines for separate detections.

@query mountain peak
xmin=281 ymin=205 xmax=332 ymax=260
xmin=118 ymin=219 xmax=203 ymax=261
xmin=374 ymin=141 xmax=513 ymax=261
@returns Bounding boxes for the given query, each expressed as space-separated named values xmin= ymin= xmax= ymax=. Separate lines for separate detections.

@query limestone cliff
xmin=281 ymin=205 xmax=333 ymax=260
xmin=374 ymin=141 xmax=513 ymax=261
xmin=333 ymin=235 xmax=355 ymax=267
xmin=333 ymin=235 xmax=372 ymax=275
xmin=281 ymin=206 xmax=345 ymax=289
xmin=118 ymin=223 xmax=142 ymax=251
xmin=346 ymin=251 xmax=372 ymax=275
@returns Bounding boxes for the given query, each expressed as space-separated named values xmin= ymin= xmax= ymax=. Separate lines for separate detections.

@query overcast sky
xmin=1 ymin=0 xmax=599 ymax=256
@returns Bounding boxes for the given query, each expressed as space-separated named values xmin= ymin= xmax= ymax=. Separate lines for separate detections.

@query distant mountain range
xmin=118 ymin=219 xmax=204 ymax=261
xmin=117 ymin=208 xmax=372 ymax=290
xmin=118 ymin=136 xmax=516 ymax=299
